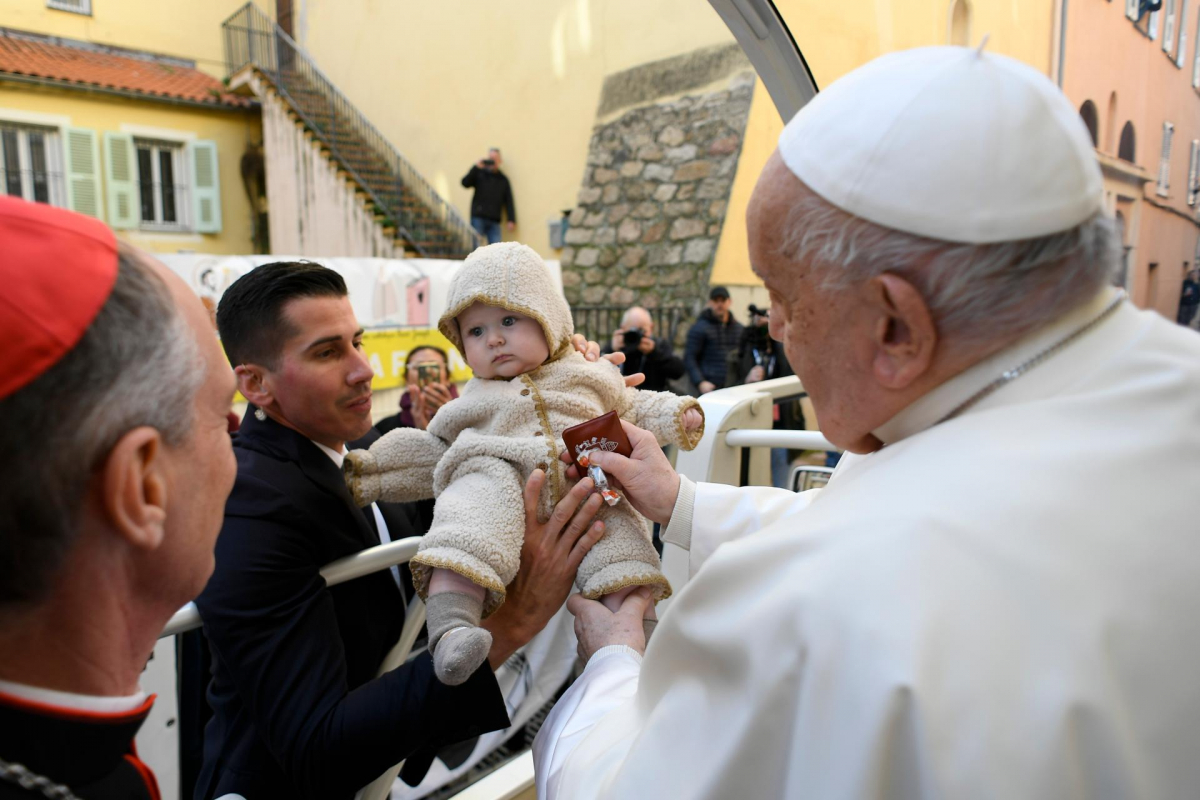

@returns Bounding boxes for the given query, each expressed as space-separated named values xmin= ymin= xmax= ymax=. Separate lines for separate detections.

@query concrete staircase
xmin=223 ymin=3 xmax=480 ymax=258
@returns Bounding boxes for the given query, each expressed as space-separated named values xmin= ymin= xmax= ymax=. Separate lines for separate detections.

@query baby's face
xmin=458 ymin=302 xmax=550 ymax=379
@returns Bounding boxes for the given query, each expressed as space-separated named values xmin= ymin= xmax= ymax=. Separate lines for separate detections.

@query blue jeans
xmin=771 ymin=447 xmax=790 ymax=489
xmin=471 ymin=216 xmax=502 ymax=244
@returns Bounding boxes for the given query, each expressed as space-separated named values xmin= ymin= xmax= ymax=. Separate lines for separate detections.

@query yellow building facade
xmin=286 ymin=0 xmax=1080 ymax=316
xmin=0 ymin=0 xmax=264 ymax=255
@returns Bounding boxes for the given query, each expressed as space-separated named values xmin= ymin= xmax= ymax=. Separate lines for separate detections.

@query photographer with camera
xmin=602 ymin=306 xmax=685 ymax=392
xmin=728 ymin=303 xmax=805 ymax=488
xmin=462 ymin=148 xmax=516 ymax=244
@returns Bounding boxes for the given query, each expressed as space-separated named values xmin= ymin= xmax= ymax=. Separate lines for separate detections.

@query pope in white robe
xmin=533 ymin=45 xmax=1200 ymax=799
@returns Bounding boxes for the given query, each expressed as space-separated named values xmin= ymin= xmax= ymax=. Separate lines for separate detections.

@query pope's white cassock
xmin=534 ymin=291 xmax=1200 ymax=798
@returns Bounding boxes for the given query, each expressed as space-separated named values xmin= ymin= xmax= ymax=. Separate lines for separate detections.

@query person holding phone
xmin=372 ymin=346 xmax=459 ymax=434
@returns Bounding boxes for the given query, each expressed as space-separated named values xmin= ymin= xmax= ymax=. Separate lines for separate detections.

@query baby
xmin=344 ymin=242 xmax=704 ymax=685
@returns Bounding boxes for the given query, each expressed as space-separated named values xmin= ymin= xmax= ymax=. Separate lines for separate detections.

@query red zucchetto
xmin=0 ymin=197 xmax=118 ymax=399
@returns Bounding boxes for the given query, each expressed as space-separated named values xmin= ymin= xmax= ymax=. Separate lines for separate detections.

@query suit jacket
xmin=194 ymin=409 xmax=509 ymax=800
xmin=0 ymin=690 xmax=159 ymax=800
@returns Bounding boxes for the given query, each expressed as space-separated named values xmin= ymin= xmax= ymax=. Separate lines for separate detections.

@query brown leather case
xmin=561 ymin=410 xmax=632 ymax=468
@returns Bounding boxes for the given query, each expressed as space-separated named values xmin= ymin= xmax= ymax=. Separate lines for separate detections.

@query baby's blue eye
xmin=502 ymin=316 xmax=516 ymax=326
xmin=468 ymin=327 xmax=483 ymax=337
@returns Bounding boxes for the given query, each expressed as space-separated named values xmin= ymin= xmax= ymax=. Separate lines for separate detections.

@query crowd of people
xmin=2 ymin=44 xmax=1199 ymax=800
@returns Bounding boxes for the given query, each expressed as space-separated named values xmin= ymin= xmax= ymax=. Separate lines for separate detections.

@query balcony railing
xmin=221 ymin=3 xmax=481 ymax=257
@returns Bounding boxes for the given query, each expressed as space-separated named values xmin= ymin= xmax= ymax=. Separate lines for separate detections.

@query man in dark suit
xmin=196 ymin=262 xmax=608 ymax=799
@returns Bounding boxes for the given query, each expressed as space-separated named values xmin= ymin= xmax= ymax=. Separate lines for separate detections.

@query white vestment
xmin=534 ymin=289 xmax=1200 ymax=799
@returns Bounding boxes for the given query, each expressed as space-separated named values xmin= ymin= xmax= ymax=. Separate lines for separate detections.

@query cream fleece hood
xmin=439 ymin=242 xmax=574 ymax=360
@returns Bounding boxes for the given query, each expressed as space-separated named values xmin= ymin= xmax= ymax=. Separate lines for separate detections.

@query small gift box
xmin=561 ymin=411 xmax=632 ymax=506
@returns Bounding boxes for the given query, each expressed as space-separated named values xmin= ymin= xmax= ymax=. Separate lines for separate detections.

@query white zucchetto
xmin=778 ymin=45 xmax=1105 ymax=244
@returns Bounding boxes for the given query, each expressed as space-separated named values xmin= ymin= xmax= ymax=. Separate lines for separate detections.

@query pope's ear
xmin=868 ymin=273 xmax=937 ymax=390
xmin=100 ymin=426 xmax=167 ymax=551
xmin=235 ymin=363 xmax=272 ymax=407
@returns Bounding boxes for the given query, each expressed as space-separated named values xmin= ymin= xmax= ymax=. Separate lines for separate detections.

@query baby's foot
xmin=433 ymin=626 xmax=493 ymax=686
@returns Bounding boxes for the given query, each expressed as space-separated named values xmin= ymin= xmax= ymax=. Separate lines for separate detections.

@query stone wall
xmin=560 ymin=47 xmax=755 ymax=318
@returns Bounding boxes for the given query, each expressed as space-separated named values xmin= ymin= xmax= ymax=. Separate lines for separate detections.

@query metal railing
xmin=569 ymin=305 xmax=689 ymax=349
xmin=158 ymin=534 xmax=533 ymax=800
xmin=222 ymin=3 xmax=481 ymax=257
xmin=660 ymin=375 xmax=839 ymax=615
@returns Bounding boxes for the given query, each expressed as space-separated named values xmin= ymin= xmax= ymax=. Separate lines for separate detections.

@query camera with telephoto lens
xmin=748 ymin=304 xmax=769 ymax=320
xmin=481 ymin=158 xmax=495 ymax=168
xmin=623 ymin=328 xmax=644 ymax=347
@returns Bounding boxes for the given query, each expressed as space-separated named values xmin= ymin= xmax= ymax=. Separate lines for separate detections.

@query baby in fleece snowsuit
xmin=344 ymin=242 xmax=704 ymax=685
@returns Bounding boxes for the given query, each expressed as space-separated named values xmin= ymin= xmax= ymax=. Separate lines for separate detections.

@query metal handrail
xmin=159 ymin=536 xmax=422 ymax=638
xmin=221 ymin=3 xmax=481 ymax=257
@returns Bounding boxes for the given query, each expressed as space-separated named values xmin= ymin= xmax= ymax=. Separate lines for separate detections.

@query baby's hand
xmin=683 ymin=408 xmax=703 ymax=430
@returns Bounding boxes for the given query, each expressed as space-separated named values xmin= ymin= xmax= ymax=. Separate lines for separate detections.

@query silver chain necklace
xmin=0 ymin=757 xmax=83 ymax=800
xmin=937 ymin=290 xmax=1127 ymax=426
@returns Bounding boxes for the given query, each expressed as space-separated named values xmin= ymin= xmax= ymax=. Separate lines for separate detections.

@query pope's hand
xmin=567 ymin=587 xmax=654 ymax=661
xmin=559 ymin=420 xmax=680 ymax=525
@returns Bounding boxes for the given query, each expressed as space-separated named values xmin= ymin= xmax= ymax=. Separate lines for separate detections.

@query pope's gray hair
xmin=778 ymin=183 xmax=1122 ymax=346
xmin=0 ymin=247 xmax=204 ymax=608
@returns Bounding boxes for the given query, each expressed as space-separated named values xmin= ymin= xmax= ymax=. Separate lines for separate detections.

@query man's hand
xmin=559 ymin=420 xmax=681 ymax=525
xmin=567 ymin=588 xmax=655 ymax=661
xmin=476 ymin=159 xmax=487 ymax=169
xmin=483 ymin=470 xmax=606 ymax=667
xmin=506 ymin=221 xmax=516 ymax=231
xmin=637 ymin=336 xmax=656 ymax=354
xmin=698 ymin=380 xmax=716 ymax=394
xmin=610 ymin=330 xmax=625 ymax=352
xmin=745 ymin=365 xmax=765 ymax=384
xmin=571 ymin=333 xmax=645 ymax=388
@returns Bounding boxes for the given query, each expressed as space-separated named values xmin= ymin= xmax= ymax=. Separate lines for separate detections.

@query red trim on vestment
xmin=0 ymin=689 xmax=156 ymax=724
xmin=125 ymin=743 xmax=162 ymax=800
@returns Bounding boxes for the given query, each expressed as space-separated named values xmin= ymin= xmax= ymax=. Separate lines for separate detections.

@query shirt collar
xmin=313 ymin=440 xmax=348 ymax=468
xmin=0 ymin=678 xmax=147 ymax=715
xmin=872 ymin=288 xmax=1120 ymax=446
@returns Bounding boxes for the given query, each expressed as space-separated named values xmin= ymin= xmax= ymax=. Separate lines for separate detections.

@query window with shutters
xmin=1158 ymin=121 xmax=1175 ymax=197
xmin=46 ymin=0 xmax=91 ymax=14
xmin=1188 ymin=139 xmax=1200 ymax=205
xmin=1161 ymin=0 xmax=1171 ymax=52
xmin=1193 ymin=11 xmax=1200 ymax=84
xmin=1164 ymin=0 xmax=1178 ymax=53
xmin=1177 ymin=0 xmax=1191 ymax=67
xmin=134 ymin=138 xmax=189 ymax=229
xmin=0 ymin=123 xmax=66 ymax=207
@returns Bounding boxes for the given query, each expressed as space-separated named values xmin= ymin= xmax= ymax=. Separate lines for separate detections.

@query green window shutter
xmin=103 ymin=132 xmax=138 ymax=229
xmin=190 ymin=140 xmax=222 ymax=234
xmin=64 ymin=127 xmax=102 ymax=220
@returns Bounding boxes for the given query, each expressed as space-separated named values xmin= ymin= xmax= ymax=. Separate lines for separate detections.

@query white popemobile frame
xmin=146 ymin=0 xmax=820 ymax=796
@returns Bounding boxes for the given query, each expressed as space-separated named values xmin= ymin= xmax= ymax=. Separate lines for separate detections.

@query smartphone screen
xmin=415 ymin=363 xmax=442 ymax=388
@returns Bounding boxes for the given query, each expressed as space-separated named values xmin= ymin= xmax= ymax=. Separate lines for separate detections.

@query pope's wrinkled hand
xmin=567 ymin=587 xmax=654 ymax=661
xmin=559 ymin=420 xmax=681 ymax=525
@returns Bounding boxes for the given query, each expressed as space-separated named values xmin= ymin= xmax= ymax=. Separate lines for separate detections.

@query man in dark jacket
xmin=195 ymin=262 xmax=604 ymax=799
xmin=602 ymin=306 xmax=685 ymax=392
xmin=684 ymin=286 xmax=744 ymax=393
xmin=462 ymin=148 xmax=516 ymax=244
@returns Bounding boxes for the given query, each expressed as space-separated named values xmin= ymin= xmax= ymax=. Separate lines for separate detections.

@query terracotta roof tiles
xmin=0 ymin=33 xmax=253 ymax=108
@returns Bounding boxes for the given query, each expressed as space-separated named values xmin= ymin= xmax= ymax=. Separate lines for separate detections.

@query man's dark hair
xmin=217 ymin=261 xmax=347 ymax=368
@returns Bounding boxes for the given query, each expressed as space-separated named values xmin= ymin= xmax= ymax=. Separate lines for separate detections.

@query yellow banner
xmin=361 ymin=328 xmax=473 ymax=389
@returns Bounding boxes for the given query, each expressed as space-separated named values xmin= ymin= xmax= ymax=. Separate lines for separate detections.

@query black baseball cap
xmin=709 ymin=286 xmax=730 ymax=300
